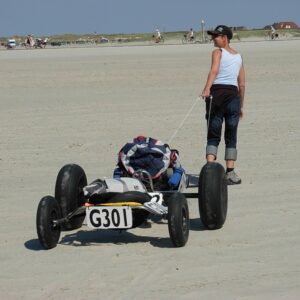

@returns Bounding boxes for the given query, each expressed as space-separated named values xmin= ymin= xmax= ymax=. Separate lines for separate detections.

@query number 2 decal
xmin=149 ymin=193 xmax=163 ymax=204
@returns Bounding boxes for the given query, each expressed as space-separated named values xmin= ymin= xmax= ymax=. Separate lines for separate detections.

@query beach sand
xmin=0 ymin=40 xmax=299 ymax=299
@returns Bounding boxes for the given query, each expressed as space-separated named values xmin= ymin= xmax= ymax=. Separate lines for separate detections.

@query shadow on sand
xmin=25 ymin=228 xmax=173 ymax=251
xmin=25 ymin=217 xmax=206 ymax=251
xmin=24 ymin=239 xmax=45 ymax=251
xmin=189 ymin=217 xmax=207 ymax=231
xmin=59 ymin=229 xmax=173 ymax=248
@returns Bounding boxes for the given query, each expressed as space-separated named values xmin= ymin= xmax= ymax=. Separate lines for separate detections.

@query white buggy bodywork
xmin=103 ymin=173 xmax=187 ymax=194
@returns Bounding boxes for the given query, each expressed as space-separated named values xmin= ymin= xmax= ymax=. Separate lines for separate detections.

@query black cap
xmin=207 ymin=25 xmax=233 ymax=40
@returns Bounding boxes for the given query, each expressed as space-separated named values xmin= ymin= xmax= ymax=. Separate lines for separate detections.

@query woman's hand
xmin=201 ymin=88 xmax=210 ymax=99
xmin=240 ymin=107 xmax=244 ymax=119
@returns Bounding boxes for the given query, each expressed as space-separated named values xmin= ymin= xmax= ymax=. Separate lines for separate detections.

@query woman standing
xmin=202 ymin=25 xmax=245 ymax=185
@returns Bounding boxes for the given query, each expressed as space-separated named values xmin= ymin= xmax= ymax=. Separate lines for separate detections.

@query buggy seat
xmin=113 ymin=136 xmax=185 ymax=191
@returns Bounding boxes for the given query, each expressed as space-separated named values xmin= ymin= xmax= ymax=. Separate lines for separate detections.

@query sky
xmin=0 ymin=0 xmax=299 ymax=37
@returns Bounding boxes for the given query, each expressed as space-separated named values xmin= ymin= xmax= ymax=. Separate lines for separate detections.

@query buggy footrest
xmin=186 ymin=174 xmax=199 ymax=188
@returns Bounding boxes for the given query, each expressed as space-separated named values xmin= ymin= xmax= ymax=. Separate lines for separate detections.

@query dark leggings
xmin=206 ymin=95 xmax=240 ymax=148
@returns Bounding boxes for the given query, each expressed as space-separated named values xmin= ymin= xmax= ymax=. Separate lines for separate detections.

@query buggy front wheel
xmin=167 ymin=193 xmax=189 ymax=247
xmin=36 ymin=196 xmax=61 ymax=249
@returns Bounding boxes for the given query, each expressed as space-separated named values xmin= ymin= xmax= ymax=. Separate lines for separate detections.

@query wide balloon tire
xmin=36 ymin=196 xmax=61 ymax=249
xmin=55 ymin=164 xmax=87 ymax=230
xmin=167 ymin=192 xmax=189 ymax=247
xmin=198 ymin=162 xmax=228 ymax=230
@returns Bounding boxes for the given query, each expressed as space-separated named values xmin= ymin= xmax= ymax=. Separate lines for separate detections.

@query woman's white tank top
xmin=214 ymin=48 xmax=242 ymax=87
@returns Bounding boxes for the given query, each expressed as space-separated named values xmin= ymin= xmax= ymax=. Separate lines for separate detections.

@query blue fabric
xmin=128 ymin=149 xmax=165 ymax=177
xmin=120 ymin=137 xmax=169 ymax=178
xmin=168 ymin=167 xmax=184 ymax=189
xmin=113 ymin=168 xmax=122 ymax=179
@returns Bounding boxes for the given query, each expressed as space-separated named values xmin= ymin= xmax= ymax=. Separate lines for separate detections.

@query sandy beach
xmin=0 ymin=39 xmax=299 ymax=299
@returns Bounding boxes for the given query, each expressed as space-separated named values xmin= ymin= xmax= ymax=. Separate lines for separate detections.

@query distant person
xmin=270 ymin=25 xmax=279 ymax=40
xmin=270 ymin=25 xmax=276 ymax=35
xmin=26 ymin=34 xmax=35 ymax=48
xmin=25 ymin=35 xmax=30 ymax=47
xmin=154 ymin=29 xmax=161 ymax=43
xmin=201 ymin=25 xmax=245 ymax=185
xmin=188 ymin=28 xmax=194 ymax=41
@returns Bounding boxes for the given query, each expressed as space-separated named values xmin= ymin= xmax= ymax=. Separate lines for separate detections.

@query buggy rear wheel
xmin=55 ymin=164 xmax=87 ymax=230
xmin=167 ymin=192 xmax=189 ymax=247
xmin=36 ymin=196 xmax=61 ymax=249
xmin=198 ymin=162 xmax=228 ymax=229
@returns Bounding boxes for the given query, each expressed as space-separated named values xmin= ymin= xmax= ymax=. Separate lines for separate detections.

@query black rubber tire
xmin=108 ymin=191 xmax=151 ymax=204
xmin=55 ymin=164 xmax=87 ymax=230
xmin=167 ymin=192 xmax=189 ymax=247
xmin=198 ymin=162 xmax=228 ymax=230
xmin=109 ymin=191 xmax=151 ymax=228
xmin=36 ymin=196 xmax=61 ymax=249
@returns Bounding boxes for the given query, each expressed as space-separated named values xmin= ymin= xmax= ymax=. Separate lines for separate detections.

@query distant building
xmin=272 ymin=21 xmax=298 ymax=29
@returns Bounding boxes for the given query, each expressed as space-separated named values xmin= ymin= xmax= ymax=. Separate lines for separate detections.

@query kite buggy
xmin=36 ymin=137 xmax=228 ymax=249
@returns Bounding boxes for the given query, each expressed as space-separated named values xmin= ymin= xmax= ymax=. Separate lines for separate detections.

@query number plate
xmin=86 ymin=206 xmax=132 ymax=229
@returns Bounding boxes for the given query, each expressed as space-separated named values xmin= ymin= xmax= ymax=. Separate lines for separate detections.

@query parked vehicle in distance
xmin=6 ymin=39 xmax=17 ymax=49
